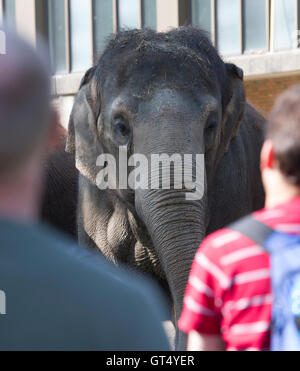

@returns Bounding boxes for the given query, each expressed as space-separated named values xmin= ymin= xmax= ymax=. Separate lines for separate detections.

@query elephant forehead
xmin=143 ymin=89 xmax=218 ymax=112
xmin=107 ymin=87 xmax=219 ymax=123
xmin=124 ymin=65 xmax=217 ymax=101
xmin=100 ymin=52 xmax=219 ymax=104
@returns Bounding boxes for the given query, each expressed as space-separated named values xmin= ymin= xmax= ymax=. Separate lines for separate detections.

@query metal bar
xmin=295 ymin=0 xmax=299 ymax=48
xmin=113 ymin=0 xmax=118 ymax=33
xmin=187 ymin=0 xmax=192 ymax=25
xmin=266 ymin=0 xmax=270 ymax=51
xmin=139 ymin=0 xmax=143 ymax=28
xmin=269 ymin=0 xmax=274 ymax=52
xmin=239 ymin=0 xmax=243 ymax=53
xmin=90 ymin=0 xmax=95 ymax=64
xmin=178 ymin=0 xmax=190 ymax=26
xmin=211 ymin=0 xmax=216 ymax=47
xmin=65 ymin=0 xmax=71 ymax=72
xmin=35 ymin=0 xmax=49 ymax=50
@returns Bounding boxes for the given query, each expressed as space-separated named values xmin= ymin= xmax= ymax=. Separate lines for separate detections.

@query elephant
xmin=66 ymin=26 xmax=265 ymax=349
xmin=41 ymin=126 xmax=78 ymax=237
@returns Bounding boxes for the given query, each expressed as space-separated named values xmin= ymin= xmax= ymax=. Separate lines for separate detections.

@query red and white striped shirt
xmin=178 ymin=197 xmax=300 ymax=351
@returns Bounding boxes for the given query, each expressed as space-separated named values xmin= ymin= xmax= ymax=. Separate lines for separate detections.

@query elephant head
xmin=66 ymin=27 xmax=263 ymax=348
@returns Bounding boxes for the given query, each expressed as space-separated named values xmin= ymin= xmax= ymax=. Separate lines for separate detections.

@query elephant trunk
xmin=136 ymin=173 xmax=207 ymax=348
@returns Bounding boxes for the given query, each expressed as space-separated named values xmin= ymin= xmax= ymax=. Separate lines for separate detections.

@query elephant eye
xmin=205 ymin=115 xmax=218 ymax=151
xmin=113 ymin=117 xmax=131 ymax=144
xmin=116 ymin=122 xmax=129 ymax=136
xmin=205 ymin=121 xmax=218 ymax=133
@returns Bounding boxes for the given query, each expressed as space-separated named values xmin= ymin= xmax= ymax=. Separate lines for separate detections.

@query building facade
xmin=1 ymin=0 xmax=300 ymax=126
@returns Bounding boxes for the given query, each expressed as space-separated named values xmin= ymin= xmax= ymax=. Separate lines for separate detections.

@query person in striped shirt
xmin=178 ymin=85 xmax=300 ymax=351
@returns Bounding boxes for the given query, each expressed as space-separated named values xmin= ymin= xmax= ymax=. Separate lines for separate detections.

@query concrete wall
xmin=53 ymin=96 xmax=75 ymax=130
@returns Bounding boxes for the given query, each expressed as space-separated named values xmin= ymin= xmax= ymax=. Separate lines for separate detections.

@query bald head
xmin=0 ymin=29 xmax=52 ymax=174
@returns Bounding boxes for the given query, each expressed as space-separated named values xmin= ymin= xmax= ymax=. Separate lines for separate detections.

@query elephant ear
xmin=66 ymin=67 xmax=102 ymax=184
xmin=216 ymin=63 xmax=246 ymax=165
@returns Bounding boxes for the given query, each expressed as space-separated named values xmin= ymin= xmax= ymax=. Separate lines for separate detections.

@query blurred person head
xmin=261 ymin=85 xmax=300 ymax=208
xmin=0 ymin=29 xmax=58 ymax=222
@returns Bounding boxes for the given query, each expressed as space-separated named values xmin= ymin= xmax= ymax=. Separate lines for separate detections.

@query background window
xmin=48 ymin=0 xmax=67 ymax=74
xmin=93 ymin=0 xmax=114 ymax=57
xmin=70 ymin=0 xmax=92 ymax=72
xmin=118 ymin=0 xmax=140 ymax=29
xmin=243 ymin=0 xmax=267 ymax=53
xmin=3 ymin=0 xmax=15 ymax=27
xmin=191 ymin=0 xmax=211 ymax=35
xmin=216 ymin=0 xmax=241 ymax=56
xmin=47 ymin=0 xmax=158 ymax=74
xmin=273 ymin=0 xmax=296 ymax=51
xmin=142 ymin=0 xmax=156 ymax=29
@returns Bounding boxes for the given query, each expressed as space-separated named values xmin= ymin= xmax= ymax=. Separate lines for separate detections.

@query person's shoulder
xmin=28 ymin=224 xmax=169 ymax=350
xmin=199 ymin=215 xmax=267 ymax=264
xmin=199 ymin=227 xmax=244 ymax=256
xmin=253 ymin=200 xmax=300 ymax=229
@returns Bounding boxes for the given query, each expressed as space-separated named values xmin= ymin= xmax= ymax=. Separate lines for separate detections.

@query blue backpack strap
xmin=228 ymin=215 xmax=274 ymax=248
xmin=230 ymin=215 xmax=300 ymax=351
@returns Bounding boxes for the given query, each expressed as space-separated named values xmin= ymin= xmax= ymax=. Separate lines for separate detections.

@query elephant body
xmin=42 ymin=134 xmax=78 ymax=238
xmin=65 ymin=27 xmax=265 ymax=348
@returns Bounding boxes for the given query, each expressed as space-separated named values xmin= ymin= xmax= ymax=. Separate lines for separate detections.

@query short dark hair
xmin=267 ymin=85 xmax=300 ymax=186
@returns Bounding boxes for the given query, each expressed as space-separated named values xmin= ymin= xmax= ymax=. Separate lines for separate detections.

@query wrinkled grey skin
xmin=42 ymin=145 xmax=78 ymax=237
xmin=66 ymin=28 xmax=265 ymax=349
